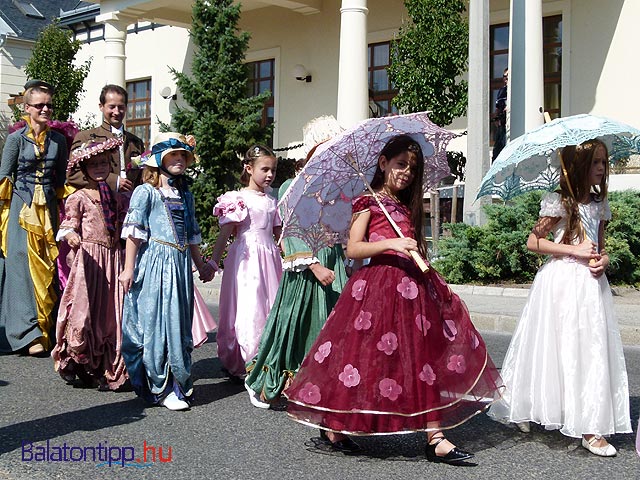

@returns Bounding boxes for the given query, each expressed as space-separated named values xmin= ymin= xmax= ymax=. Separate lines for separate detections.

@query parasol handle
xmin=348 ymin=154 xmax=430 ymax=272
xmin=372 ymin=195 xmax=430 ymax=272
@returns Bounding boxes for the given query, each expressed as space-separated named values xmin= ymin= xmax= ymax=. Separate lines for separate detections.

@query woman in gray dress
xmin=0 ymin=80 xmax=67 ymax=355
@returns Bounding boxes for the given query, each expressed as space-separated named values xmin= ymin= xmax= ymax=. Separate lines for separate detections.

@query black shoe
xmin=319 ymin=429 xmax=362 ymax=454
xmin=114 ymin=379 xmax=134 ymax=392
xmin=425 ymin=437 xmax=474 ymax=465
xmin=221 ymin=367 xmax=244 ymax=385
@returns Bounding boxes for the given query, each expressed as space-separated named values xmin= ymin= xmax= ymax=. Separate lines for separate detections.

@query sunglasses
xmin=27 ymin=103 xmax=54 ymax=110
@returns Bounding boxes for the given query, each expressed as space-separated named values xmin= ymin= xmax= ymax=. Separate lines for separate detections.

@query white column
xmin=336 ymin=0 xmax=369 ymax=128
xmin=463 ymin=0 xmax=491 ymax=226
xmin=96 ymin=12 xmax=130 ymax=87
xmin=509 ymin=0 xmax=544 ymax=138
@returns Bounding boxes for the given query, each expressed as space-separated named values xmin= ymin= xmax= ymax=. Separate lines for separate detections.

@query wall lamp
xmin=159 ymin=85 xmax=177 ymax=100
xmin=292 ymin=64 xmax=312 ymax=83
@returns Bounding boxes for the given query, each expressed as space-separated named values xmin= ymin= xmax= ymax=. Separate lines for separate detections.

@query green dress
xmin=245 ymin=180 xmax=347 ymax=401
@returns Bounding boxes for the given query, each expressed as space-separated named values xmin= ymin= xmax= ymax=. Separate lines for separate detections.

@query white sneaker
xmin=245 ymin=382 xmax=270 ymax=409
xmin=581 ymin=436 xmax=616 ymax=457
xmin=515 ymin=421 xmax=530 ymax=433
xmin=160 ymin=392 xmax=190 ymax=411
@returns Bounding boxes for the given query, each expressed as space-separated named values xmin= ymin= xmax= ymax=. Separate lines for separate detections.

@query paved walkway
xmin=196 ymin=273 xmax=640 ymax=346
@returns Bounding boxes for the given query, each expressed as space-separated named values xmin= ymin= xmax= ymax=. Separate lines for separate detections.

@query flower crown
xmin=67 ymin=137 xmax=123 ymax=174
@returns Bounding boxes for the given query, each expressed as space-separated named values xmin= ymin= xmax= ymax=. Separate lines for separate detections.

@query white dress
xmin=488 ymin=192 xmax=631 ymax=438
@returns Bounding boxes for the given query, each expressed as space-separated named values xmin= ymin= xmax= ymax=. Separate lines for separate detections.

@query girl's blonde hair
xmin=142 ymin=165 xmax=161 ymax=187
xmin=240 ymin=144 xmax=276 ymax=186
xmin=558 ymin=138 xmax=609 ymax=244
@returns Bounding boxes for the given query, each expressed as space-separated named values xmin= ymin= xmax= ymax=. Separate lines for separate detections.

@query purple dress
xmin=214 ymin=189 xmax=283 ymax=376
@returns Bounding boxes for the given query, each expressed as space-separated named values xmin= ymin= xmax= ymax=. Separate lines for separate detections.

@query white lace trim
xmin=56 ymin=228 xmax=76 ymax=242
xmin=539 ymin=192 xmax=566 ymax=218
xmin=121 ymin=225 xmax=148 ymax=241
xmin=282 ymin=256 xmax=319 ymax=272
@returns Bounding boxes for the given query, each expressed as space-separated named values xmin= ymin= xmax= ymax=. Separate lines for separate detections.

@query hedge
xmin=433 ymin=190 xmax=640 ymax=286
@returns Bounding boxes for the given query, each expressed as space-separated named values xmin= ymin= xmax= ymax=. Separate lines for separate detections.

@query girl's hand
xmin=119 ymin=268 xmax=134 ymax=293
xmin=309 ymin=263 xmax=335 ymax=286
xmin=572 ymin=239 xmax=597 ymax=260
xmin=198 ymin=262 xmax=216 ymax=282
xmin=588 ymin=253 xmax=609 ymax=278
xmin=118 ymin=178 xmax=134 ymax=192
xmin=385 ymin=237 xmax=418 ymax=257
xmin=65 ymin=232 xmax=81 ymax=248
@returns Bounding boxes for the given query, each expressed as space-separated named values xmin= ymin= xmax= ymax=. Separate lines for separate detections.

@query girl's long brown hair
xmin=370 ymin=134 xmax=428 ymax=257
xmin=558 ymin=139 xmax=608 ymax=244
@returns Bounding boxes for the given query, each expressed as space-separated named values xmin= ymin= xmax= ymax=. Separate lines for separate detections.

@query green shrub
xmin=433 ymin=190 xmax=640 ymax=286
xmin=607 ymin=191 xmax=640 ymax=284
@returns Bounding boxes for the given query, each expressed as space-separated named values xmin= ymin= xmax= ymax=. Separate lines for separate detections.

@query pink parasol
xmin=278 ymin=112 xmax=460 ymax=268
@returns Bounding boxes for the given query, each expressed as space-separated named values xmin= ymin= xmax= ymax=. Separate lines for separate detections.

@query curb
xmin=469 ymin=312 xmax=640 ymax=348
xmin=451 ymin=284 xmax=530 ymax=298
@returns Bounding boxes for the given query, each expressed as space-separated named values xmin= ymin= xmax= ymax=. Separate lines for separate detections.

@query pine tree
xmin=23 ymin=21 xmax=91 ymax=121
xmin=171 ymin=0 xmax=272 ymax=243
xmin=388 ymin=0 xmax=468 ymax=127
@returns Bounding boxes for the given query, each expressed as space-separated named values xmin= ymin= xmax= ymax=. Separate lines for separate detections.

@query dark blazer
xmin=67 ymin=121 xmax=145 ymax=191
xmin=0 ymin=126 xmax=67 ymax=208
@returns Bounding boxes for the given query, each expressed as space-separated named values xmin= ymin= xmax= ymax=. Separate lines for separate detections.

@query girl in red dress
xmin=285 ymin=134 xmax=503 ymax=464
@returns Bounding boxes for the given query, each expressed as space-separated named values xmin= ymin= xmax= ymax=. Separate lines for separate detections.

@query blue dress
xmin=121 ymin=183 xmax=201 ymax=403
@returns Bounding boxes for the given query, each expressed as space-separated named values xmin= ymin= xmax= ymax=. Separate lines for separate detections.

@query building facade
xmin=4 ymin=0 xmax=638 ymax=222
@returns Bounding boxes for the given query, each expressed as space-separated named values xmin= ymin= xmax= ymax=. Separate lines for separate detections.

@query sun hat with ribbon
xmin=142 ymin=132 xmax=196 ymax=168
xmin=66 ymin=136 xmax=123 ymax=174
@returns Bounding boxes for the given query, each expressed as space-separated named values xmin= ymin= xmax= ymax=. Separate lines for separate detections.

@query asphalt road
xmin=1 ymin=331 xmax=639 ymax=480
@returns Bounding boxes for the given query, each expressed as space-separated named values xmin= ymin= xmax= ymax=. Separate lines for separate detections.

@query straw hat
xmin=302 ymin=115 xmax=343 ymax=157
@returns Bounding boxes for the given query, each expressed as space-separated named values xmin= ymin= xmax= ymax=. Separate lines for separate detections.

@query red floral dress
xmin=285 ymin=195 xmax=503 ymax=435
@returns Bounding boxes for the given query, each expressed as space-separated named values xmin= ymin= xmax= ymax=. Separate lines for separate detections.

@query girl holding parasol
xmin=285 ymin=134 xmax=504 ymax=463
xmin=488 ymin=139 xmax=631 ymax=456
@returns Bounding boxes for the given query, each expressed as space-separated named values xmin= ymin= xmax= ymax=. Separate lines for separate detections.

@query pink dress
xmin=214 ymin=189 xmax=283 ymax=376
xmin=192 ymin=286 xmax=217 ymax=348
xmin=285 ymin=195 xmax=503 ymax=434
xmin=52 ymin=190 xmax=127 ymax=390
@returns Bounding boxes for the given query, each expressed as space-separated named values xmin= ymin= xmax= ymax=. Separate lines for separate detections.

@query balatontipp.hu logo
xmin=22 ymin=440 xmax=173 ymax=468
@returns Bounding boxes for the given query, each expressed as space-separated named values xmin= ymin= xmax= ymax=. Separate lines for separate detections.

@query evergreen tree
xmin=23 ymin=21 xmax=91 ymax=121
xmin=171 ymin=0 xmax=272 ymax=243
xmin=388 ymin=0 xmax=468 ymax=126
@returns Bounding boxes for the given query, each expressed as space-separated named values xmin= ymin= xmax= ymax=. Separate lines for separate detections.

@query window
xmin=68 ymin=21 xmax=160 ymax=44
xmin=13 ymin=0 xmax=44 ymax=19
xmin=543 ymin=15 xmax=562 ymax=120
xmin=489 ymin=15 xmax=563 ymax=140
xmin=489 ymin=23 xmax=509 ymax=147
xmin=126 ymin=79 xmax=151 ymax=148
xmin=368 ymin=41 xmax=398 ymax=117
xmin=246 ymin=59 xmax=275 ymax=137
